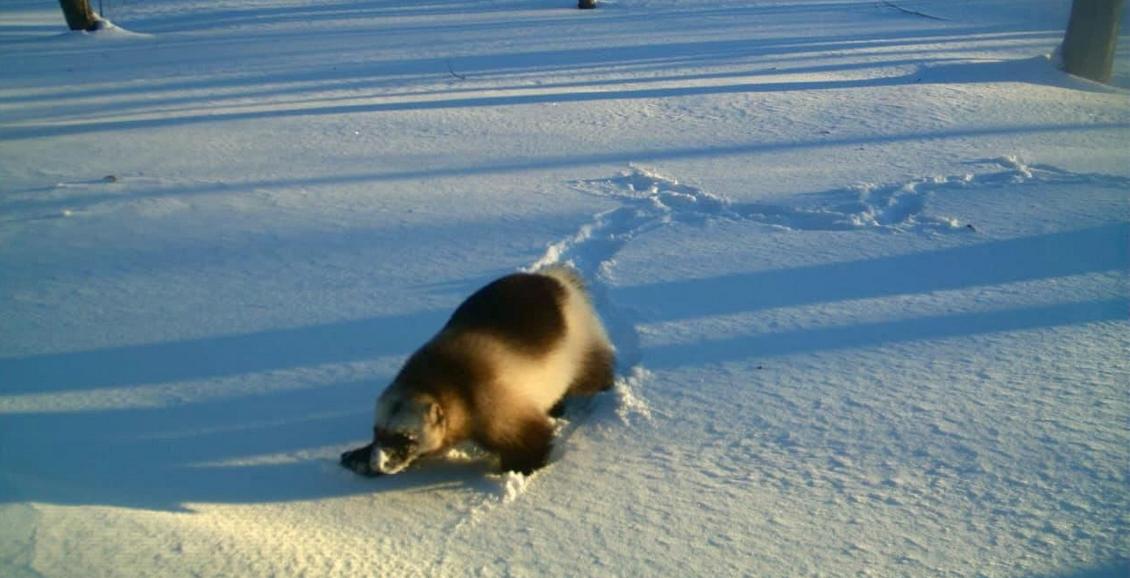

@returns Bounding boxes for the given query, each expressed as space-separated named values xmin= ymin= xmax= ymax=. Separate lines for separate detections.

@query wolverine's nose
xmin=370 ymin=447 xmax=408 ymax=475
xmin=369 ymin=447 xmax=387 ymax=473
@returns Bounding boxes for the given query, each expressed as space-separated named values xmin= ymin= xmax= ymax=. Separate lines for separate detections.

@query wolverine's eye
xmin=376 ymin=429 xmax=417 ymax=448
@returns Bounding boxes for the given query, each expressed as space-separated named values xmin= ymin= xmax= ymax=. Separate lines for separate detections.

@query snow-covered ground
xmin=1 ymin=1 xmax=1128 ymax=576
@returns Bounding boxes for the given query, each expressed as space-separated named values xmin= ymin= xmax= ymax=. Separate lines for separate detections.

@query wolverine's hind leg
xmin=548 ymin=398 xmax=567 ymax=418
xmin=568 ymin=345 xmax=615 ymax=395
xmin=484 ymin=412 xmax=555 ymax=475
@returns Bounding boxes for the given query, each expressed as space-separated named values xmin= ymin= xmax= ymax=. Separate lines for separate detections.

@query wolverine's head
xmin=370 ymin=389 xmax=446 ymax=475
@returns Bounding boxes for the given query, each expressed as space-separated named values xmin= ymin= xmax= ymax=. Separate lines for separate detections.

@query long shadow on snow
xmin=0 ymin=14 xmax=1070 ymax=130
xmin=0 ymin=377 xmax=498 ymax=510
xmin=38 ymin=28 xmax=1057 ymax=106
xmin=0 ymin=272 xmax=535 ymax=511
xmin=2 ymin=219 xmax=1121 ymax=394
xmin=612 ymin=224 xmax=1129 ymax=324
xmin=643 ymin=299 xmax=1125 ymax=369
xmin=621 ymin=223 xmax=1128 ymax=368
xmin=5 ymin=122 xmax=1121 ymax=218
xmin=1 ymin=56 xmax=1097 ymax=141
xmin=8 ymin=46 xmax=1062 ymax=127
xmin=119 ymin=0 xmax=938 ymax=36
xmin=2 ymin=226 xmax=1124 ymax=510
xmin=0 ymin=213 xmax=583 ymax=393
xmin=119 ymin=0 xmax=527 ymax=34
xmin=0 ymin=310 xmax=447 ymax=394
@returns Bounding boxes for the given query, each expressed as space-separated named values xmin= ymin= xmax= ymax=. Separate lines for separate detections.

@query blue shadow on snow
xmin=1 ymin=224 xmax=1127 ymax=510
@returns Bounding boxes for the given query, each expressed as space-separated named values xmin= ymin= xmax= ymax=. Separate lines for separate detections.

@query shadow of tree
xmin=644 ymin=299 xmax=1124 ymax=368
xmin=0 ymin=310 xmax=446 ymax=394
xmin=4 ymin=58 xmax=1109 ymax=141
xmin=0 ymin=373 xmax=501 ymax=511
xmin=612 ymin=223 xmax=1129 ymax=322
xmin=2 ymin=223 xmax=1125 ymax=510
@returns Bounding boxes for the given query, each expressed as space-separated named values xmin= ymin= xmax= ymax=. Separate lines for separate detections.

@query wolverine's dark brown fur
xmin=342 ymin=267 xmax=615 ymax=476
xmin=572 ymin=346 xmax=616 ymax=395
xmin=443 ymin=273 xmax=568 ymax=355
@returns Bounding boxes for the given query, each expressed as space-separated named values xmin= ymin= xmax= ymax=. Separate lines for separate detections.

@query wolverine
xmin=341 ymin=266 xmax=615 ymax=476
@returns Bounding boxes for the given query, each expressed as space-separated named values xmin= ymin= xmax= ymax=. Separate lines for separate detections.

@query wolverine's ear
xmin=427 ymin=402 xmax=444 ymax=427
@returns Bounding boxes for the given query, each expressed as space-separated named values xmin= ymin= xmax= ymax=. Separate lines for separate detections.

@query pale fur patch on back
xmin=477 ymin=273 xmax=610 ymax=416
xmin=540 ymin=266 xmax=613 ymax=350
xmin=536 ymin=264 xmax=587 ymax=292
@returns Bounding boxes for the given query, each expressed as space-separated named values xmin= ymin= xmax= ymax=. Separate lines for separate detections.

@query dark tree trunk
xmin=58 ymin=0 xmax=100 ymax=31
xmin=578 ymin=0 xmax=597 ymax=9
xmin=1061 ymin=0 xmax=1125 ymax=83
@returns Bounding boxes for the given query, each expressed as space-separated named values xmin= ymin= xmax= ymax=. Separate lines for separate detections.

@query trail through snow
xmin=2 ymin=1 xmax=1128 ymax=576
xmin=573 ymin=157 xmax=1130 ymax=235
xmin=473 ymin=154 xmax=1127 ymax=512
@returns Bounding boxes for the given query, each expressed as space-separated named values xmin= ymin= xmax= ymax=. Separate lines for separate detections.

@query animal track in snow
xmin=463 ymin=155 xmax=1118 ymax=516
xmin=529 ymin=156 xmax=1116 ymax=430
xmin=524 ymin=157 xmax=1074 ymax=433
xmin=569 ymin=156 xmax=1124 ymax=235
xmin=571 ymin=164 xmax=965 ymax=233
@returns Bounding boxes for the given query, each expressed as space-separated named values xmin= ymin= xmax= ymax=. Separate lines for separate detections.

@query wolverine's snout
xmin=370 ymin=446 xmax=411 ymax=475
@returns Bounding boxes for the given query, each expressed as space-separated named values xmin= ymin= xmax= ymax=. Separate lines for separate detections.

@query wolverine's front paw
xmin=340 ymin=444 xmax=381 ymax=477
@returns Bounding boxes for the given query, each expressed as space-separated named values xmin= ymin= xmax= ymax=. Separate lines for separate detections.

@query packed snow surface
xmin=1 ymin=1 xmax=1128 ymax=577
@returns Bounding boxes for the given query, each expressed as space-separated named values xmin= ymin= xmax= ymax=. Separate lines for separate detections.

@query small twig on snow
xmin=880 ymin=0 xmax=949 ymax=21
xmin=446 ymin=60 xmax=468 ymax=81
